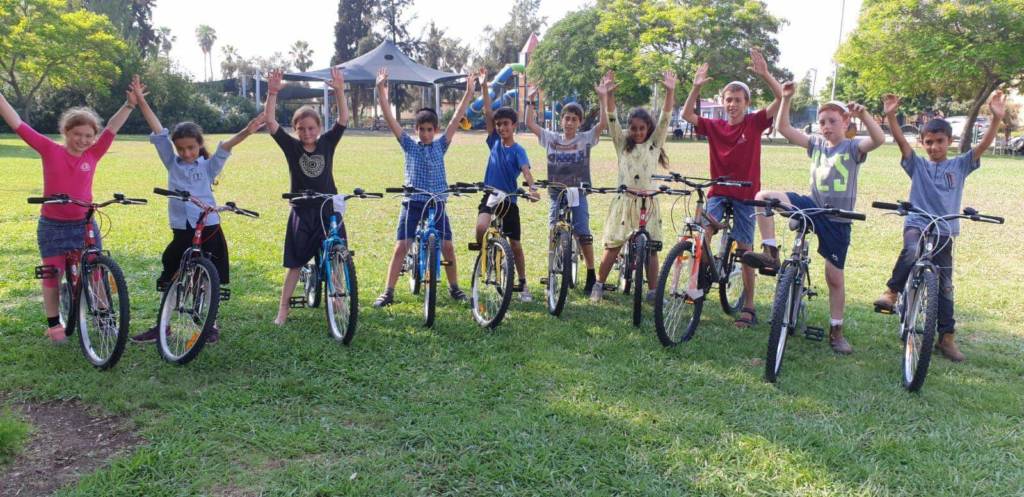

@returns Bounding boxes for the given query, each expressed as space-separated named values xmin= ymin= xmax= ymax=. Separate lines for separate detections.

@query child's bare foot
xmin=273 ymin=308 xmax=289 ymax=326
xmin=45 ymin=324 xmax=67 ymax=343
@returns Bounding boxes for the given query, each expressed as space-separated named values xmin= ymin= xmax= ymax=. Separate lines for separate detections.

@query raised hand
xmin=847 ymin=102 xmax=867 ymax=116
xmin=246 ymin=112 xmax=266 ymax=134
xmin=749 ymin=47 xmax=769 ymax=77
xmin=329 ymin=66 xmax=346 ymax=93
xmin=465 ymin=71 xmax=474 ymax=93
xmin=662 ymin=70 xmax=677 ymax=91
xmin=882 ymin=94 xmax=900 ymax=116
xmin=594 ymin=70 xmax=617 ymax=97
xmin=267 ymin=69 xmax=284 ymax=94
xmin=693 ymin=63 xmax=711 ymax=87
xmin=376 ymin=67 xmax=389 ymax=88
xmin=476 ymin=68 xmax=488 ymax=89
xmin=781 ymin=81 xmax=796 ymax=98
xmin=989 ymin=89 xmax=1006 ymax=119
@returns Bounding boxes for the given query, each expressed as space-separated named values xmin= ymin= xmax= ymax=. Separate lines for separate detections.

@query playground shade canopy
xmin=284 ymin=40 xmax=465 ymax=86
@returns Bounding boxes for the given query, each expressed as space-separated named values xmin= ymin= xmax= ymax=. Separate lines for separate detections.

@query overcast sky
xmin=153 ymin=0 xmax=861 ymax=94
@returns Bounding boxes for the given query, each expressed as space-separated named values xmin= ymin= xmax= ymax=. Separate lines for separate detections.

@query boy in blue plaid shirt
xmin=373 ymin=68 xmax=476 ymax=307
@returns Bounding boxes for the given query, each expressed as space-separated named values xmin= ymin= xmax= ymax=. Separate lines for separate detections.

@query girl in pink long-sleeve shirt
xmin=0 ymin=88 xmax=136 ymax=342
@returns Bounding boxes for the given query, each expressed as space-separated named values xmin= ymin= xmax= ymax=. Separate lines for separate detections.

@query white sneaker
xmin=520 ymin=288 xmax=533 ymax=303
xmin=590 ymin=284 xmax=604 ymax=302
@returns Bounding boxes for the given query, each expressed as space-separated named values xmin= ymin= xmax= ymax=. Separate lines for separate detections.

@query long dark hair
xmin=624 ymin=108 xmax=669 ymax=168
xmin=171 ymin=121 xmax=209 ymax=159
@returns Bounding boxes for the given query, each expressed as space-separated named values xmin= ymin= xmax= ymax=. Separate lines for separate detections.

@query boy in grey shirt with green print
xmin=743 ymin=81 xmax=885 ymax=354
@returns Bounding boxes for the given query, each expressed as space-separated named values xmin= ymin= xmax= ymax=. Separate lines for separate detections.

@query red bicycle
xmin=152 ymin=187 xmax=259 ymax=365
xmin=29 ymin=193 xmax=147 ymax=370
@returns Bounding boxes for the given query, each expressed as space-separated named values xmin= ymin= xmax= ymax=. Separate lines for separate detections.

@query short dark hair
xmin=494 ymin=106 xmax=518 ymax=124
xmin=561 ymin=103 xmax=584 ymax=121
xmin=921 ymin=118 xmax=953 ymax=139
xmin=415 ymin=107 xmax=439 ymax=128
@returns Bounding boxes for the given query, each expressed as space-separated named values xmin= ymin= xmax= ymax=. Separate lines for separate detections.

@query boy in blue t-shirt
xmin=873 ymin=91 xmax=1006 ymax=361
xmin=373 ymin=68 xmax=475 ymax=308
xmin=474 ymin=69 xmax=539 ymax=302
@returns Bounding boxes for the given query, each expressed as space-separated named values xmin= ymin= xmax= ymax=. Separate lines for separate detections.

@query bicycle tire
xmin=407 ymin=240 xmax=422 ymax=295
xmin=654 ymin=240 xmax=704 ymax=346
xmin=76 ymin=255 xmax=130 ymax=370
xmin=471 ymin=236 xmax=514 ymax=328
xmin=903 ymin=266 xmax=938 ymax=392
xmin=157 ymin=257 xmax=220 ymax=365
xmin=60 ymin=269 xmax=77 ymax=337
xmin=717 ymin=236 xmax=744 ymax=316
xmin=303 ymin=261 xmax=322 ymax=308
xmin=547 ymin=229 xmax=573 ymax=316
xmin=326 ymin=245 xmax=358 ymax=344
xmin=632 ymin=234 xmax=648 ymax=327
xmin=617 ymin=242 xmax=632 ymax=295
xmin=765 ymin=264 xmax=800 ymax=383
xmin=423 ymin=235 xmax=438 ymax=328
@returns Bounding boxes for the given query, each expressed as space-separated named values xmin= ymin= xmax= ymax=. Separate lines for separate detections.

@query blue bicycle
xmin=282 ymin=189 xmax=381 ymax=343
xmin=386 ymin=185 xmax=470 ymax=328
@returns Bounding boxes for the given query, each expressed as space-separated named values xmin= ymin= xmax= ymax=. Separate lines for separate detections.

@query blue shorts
xmin=396 ymin=200 xmax=453 ymax=241
xmin=705 ymin=196 xmax=755 ymax=245
xmin=37 ymin=216 xmax=101 ymax=259
xmin=547 ymin=189 xmax=591 ymax=237
xmin=786 ymin=193 xmax=852 ymax=270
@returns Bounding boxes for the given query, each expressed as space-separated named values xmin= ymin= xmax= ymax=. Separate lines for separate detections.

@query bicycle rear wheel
xmin=546 ymin=228 xmax=572 ymax=316
xmin=406 ymin=239 xmax=422 ymax=295
xmin=301 ymin=261 xmax=322 ymax=308
xmin=570 ymin=236 xmax=581 ymax=290
xmin=59 ymin=269 xmax=77 ymax=337
xmin=632 ymin=234 xmax=648 ymax=327
xmin=902 ymin=266 xmax=938 ymax=392
xmin=654 ymin=240 xmax=703 ymax=346
xmin=765 ymin=264 xmax=801 ymax=383
xmin=326 ymin=245 xmax=358 ymax=344
xmin=157 ymin=257 xmax=220 ymax=365
xmin=472 ymin=236 xmax=514 ymax=328
xmin=616 ymin=243 xmax=632 ymax=295
xmin=76 ymin=255 xmax=130 ymax=370
xmin=717 ymin=235 xmax=744 ymax=315
xmin=423 ymin=236 xmax=438 ymax=327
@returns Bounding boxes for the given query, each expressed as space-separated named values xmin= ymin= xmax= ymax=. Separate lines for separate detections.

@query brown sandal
xmin=734 ymin=307 xmax=757 ymax=328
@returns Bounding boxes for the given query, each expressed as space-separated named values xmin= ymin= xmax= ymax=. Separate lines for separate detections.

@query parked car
xmin=947 ymin=116 xmax=988 ymax=141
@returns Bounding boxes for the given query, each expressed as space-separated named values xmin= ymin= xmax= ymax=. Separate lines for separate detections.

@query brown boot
xmin=936 ymin=333 xmax=965 ymax=362
xmin=873 ymin=288 xmax=898 ymax=310
xmin=741 ymin=243 xmax=780 ymax=275
xmin=829 ymin=324 xmax=853 ymax=355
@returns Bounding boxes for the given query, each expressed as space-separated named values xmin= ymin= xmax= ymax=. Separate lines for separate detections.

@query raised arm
xmin=481 ymin=71 xmax=495 ymax=135
xmin=777 ymin=81 xmax=809 ymax=148
xmin=131 ymin=75 xmax=163 ymax=134
xmin=972 ymin=90 xmax=1005 ymax=159
xmin=653 ymin=70 xmax=677 ymax=147
xmin=444 ymin=74 xmax=475 ymax=144
xmin=0 ymin=91 xmax=23 ymax=130
xmin=750 ymin=48 xmax=783 ymax=119
xmin=523 ymin=79 xmax=543 ymax=137
xmin=220 ymin=113 xmax=266 ymax=152
xmin=682 ymin=63 xmax=709 ymax=125
xmin=591 ymin=71 xmax=615 ymax=137
xmin=104 ymin=84 xmax=137 ymax=135
xmin=329 ymin=66 xmax=350 ymax=127
xmin=263 ymin=69 xmax=284 ymax=135
xmin=850 ymin=102 xmax=885 ymax=153
xmin=883 ymin=94 xmax=912 ymax=159
xmin=375 ymin=68 xmax=403 ymax=140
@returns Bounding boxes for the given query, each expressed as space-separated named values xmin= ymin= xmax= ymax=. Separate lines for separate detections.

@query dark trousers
xmin=886 ymin=227 xmax=955 ymax=333
xmin=159 ymin=225 xmax=230 ymax=289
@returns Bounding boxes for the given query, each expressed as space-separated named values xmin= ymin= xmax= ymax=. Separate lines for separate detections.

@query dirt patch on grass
xmin=0 ymin=399 xmax=144 ymax=497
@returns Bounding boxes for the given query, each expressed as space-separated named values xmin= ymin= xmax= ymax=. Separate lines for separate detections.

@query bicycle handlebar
xmin=656 ymin=173 xmax=751 ymax=189
xmin=223 ymin=202 xmax=260 ymax=218
xmin=283 ymin=189 xmax=384 ymax=201
xmin=28 ymin=193 xmax=147 ymax=208
xmin=748 ymin=198 xmax=865 ymax=221
xmin=872 ymin=200 xmax=1003 ymax=225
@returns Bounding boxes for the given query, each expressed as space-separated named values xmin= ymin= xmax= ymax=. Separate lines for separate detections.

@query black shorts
xmin=283 ymin=207 xmax=347 ymax=268
xmin=159 ymin=224 xmax=229 ymax=288
xmin=477 ymin=194 xmax=521 ymax=241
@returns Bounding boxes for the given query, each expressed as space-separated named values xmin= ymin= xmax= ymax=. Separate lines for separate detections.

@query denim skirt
xmin=37 ymin=216 xmax=101 ymax=258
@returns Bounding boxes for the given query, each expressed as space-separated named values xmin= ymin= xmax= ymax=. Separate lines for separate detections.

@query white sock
xmin=830 ymin=318 xmax=843 ymax=326
xmin=762 ymin=239 xmax=777 ymax=247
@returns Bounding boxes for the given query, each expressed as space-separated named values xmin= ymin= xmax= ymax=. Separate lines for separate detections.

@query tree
xmin=155 ymin=26 xmax=175 ymax=57
xmin=477 ymin=0 xmax=546 ymax=74
xmin=372 ymin=0 xmax=420 ymax=56
xmin=528 ymin=7 xmax=618 ymax=110
xmin=75 ymin=0 xmax=156 ymax=56
xmin=332 ymin=0 xmax=372 ymax=64
xmin=220 ymin=45 xmax=244 ymax=79
xmin=0 ymin=0 xmax=126 ymax=119
xmin=596 ymin=0 xmax=788 ymax=108
xmin=289 ymin=40 xmax=315 ymax=72
xmin=195 ymin=24 xmax=217 ymax=81
xmin=837 ymin=0 xmax=1024 ymax=152
xmin=418 ymin=22 xmax=470 ymax=73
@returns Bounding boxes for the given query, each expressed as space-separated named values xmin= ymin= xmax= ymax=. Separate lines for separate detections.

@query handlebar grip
xmin=871 ymin=201 xmax=900 ymax=210
xmin=841 ymin=211 xmax=867 ymax=221
xmin=384 ymin=187 xmax=405 ymax=193
xmin=27 ymin=197 xmax=49 ymax=204
xmin=282 ymin=192 xmax=304 ymax=199
xmin=743 ymin=199 xmax=777 ymax=208
xmin=153 ymin=187 xmax=177 ymax=196
xmin=127 ymin=198 xmax=148 ymax=204
xmin=980 ymin=215 xmax=1005 ymax=224
xmin=362 ymin=193 xmax=384 ymax=198
xmin=734 ymin=181 xmax=752 ymax=187
xmin=240 ymin=208 xmax=260 ymax=218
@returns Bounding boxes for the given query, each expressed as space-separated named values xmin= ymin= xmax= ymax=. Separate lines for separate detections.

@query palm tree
xmin=195 ymin=25 xmax=217 ymax=81
xmin=156 ymin=26 xmax=175 ymax=57
xmin=289 ymin=40 xmax=315 ymax=72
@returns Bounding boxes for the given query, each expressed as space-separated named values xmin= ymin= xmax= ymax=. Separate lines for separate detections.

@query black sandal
xmin=734 ymin=307 xmax=757 ymax=328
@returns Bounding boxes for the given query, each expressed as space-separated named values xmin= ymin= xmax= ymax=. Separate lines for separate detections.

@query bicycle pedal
xmin=804 ymin=326 xmax=825 ymax=341
xmin=288 ymin=296 xmax=306 ymax=308
xmin=34 ymin=264 xmax=58 ymax=279
xmin=540 ymin=277 xmax=549 ymax=285
xmin=874 ymin=304 xmax=894 ymax=315
xmin=348 ymin=250 xmax=355 ymax=257
xmin=648 ymin=240 xmax=663 ymax=252
xmin=807 ymin=289 xmax=818 ymax=299
xmin=602 ymin=283 xmax=617 ymax=291
xmin=219 ymin=288 xmax=231 ymax=301
xmin=467 ymin=242 xmax=481 ymax=251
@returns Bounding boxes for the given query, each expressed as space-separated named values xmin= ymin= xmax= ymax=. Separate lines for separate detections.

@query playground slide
xmin=465 ymin=63 xmax=525 ymax=123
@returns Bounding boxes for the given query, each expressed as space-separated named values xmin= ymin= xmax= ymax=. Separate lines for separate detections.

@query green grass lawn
xmin=1 ymin=130 xmax=1022 ymax=496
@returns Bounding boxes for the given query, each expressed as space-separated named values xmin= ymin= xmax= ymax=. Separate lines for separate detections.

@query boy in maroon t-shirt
xmin=680 ymin=48 xmax=782 ymax=328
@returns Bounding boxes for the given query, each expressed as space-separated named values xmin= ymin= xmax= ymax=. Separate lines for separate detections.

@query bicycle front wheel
xmin=654 ymin=240 xmax=703 ymax=346
xmin=76 ymin=255 xmax=130 ymax=370
xmin=765 ymin=264 xmax=801 ymax=383
xmin=632 ymin=234 xmax=648 ymax=327
xmin=157 ymin=257 xmax=220 ymax=365
xmin=423 ymin=236 xmax=438 ymax=328
xmin=546 ymin=228 xmax=573 ymax=316
xmin=326 ymin=245 xmax=358 ymax=344
xmin=472 ymin=237 xmax=514 ymax=328
xmin=717 ymin=236 xmax=744 ymax=316
xmin=903 ymin=266 xmax=938 ymax=392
